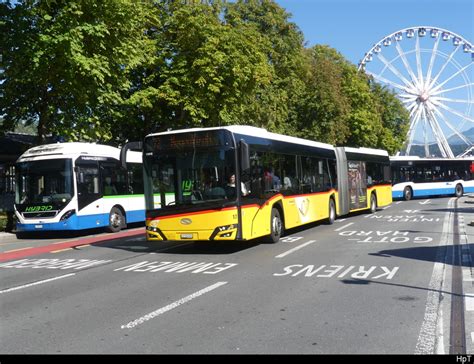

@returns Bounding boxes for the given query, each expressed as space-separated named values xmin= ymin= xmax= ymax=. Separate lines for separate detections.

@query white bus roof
xmin=146 ymin=125 xmax=335 ymax=151
xmin=17 ymin=142 xmax=141 ymax=163
xmin=340 ymin=146 xmax=389 ymax=157
xmin=390 ymin=156 xmax=474 ymax=162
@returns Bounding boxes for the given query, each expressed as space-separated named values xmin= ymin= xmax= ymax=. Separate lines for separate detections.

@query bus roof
xmin=341 ymin=146 xmax=389 ymax=157
xmin=146 ymin=125 xmax=335 ymax=151
xmin=17 ymin=142 xmax=141 ymax=163
xmin=390 ymin=156 xmax=474 ymax=162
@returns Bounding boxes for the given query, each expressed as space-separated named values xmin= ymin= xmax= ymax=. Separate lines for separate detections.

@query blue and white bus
xmin=14 ymin=143 xmax=145 ymax=236
xmin=390 ymin=156 xmax=474 ymax=200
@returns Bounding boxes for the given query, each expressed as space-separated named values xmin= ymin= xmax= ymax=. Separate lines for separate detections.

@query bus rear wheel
xmin=369 ymin=193 xmax=377 ymax=213
xmin=107 ymin=207 xmax=125 ymax=233
xmin=327 ymin=198 xmax=336 ymax=225
xmin=403 ymin=186 xmax=412 ymax=201
xmin=268 ymin=208 xmax=283 ymax=243
xmin=455 ymin=184 xmax=463 ymax=198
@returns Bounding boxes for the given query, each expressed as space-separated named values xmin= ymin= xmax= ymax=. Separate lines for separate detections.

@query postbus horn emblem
xmin=180 ymin=218 xmax=192 ymax=225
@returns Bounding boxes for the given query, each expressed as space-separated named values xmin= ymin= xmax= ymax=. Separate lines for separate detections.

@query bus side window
xmin=76 ymin=163 xmax=100 ymax=210
xmin=101 ymin=161 xmax=129 ymax=196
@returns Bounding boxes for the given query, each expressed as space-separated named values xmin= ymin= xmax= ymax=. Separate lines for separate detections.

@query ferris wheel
xmin=358 ymin=26 xmax=474 ymax=158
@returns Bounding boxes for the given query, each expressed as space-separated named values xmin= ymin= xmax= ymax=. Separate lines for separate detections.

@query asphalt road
xmin=1 ymin=196 xmax=473 ymax=354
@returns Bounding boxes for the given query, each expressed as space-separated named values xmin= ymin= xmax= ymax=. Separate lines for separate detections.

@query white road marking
xmin=436 ymin=307 xmax=445 ymax=355
xmin=414 ymin=198 xmax=454 ymax=355
xmin=51 ymin=248 xmax=72 ymax=253
xmin=4 ymin=247 xmax=32 ymax=253
xmin=419 ymin=199 xmax=431 ymax=205
xmin=463 ymin=269 xmax=474 ymax=282
xmin=121 ymin=281 xmax=227 ymax=329
xmin=465 ymin=293 xmax=474 ymax=311
xmin=275 ymin=240 xmax=316 ymax=259
xmin=334 ymin=223 xmax=353 ymax=232
xmin=0 ymin=273 xmax=76 ymax=294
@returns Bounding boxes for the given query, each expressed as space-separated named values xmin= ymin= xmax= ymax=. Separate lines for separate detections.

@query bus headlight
xmin=60 ymin=209 xmax=76 ymax=221
xmin=210 ymin=224 xmax=238 ymax=240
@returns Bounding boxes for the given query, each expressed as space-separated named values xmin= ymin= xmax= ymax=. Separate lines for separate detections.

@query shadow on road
xmin=369 ymin=243 xmax=473 ymax=268
xmin=340 ymin=278 xmax=466 ymax=299
xmin=95 ymin=235 xmax=260 ymax=255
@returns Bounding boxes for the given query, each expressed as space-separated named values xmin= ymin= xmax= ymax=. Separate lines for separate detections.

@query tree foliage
xmin=295 ymin=45 xmax=408 ymax=153
xmin=1 ymin=0 xmax=409 ymax=153
xmin=0 ymin=0 xmax=157 ymax=143
xmin=115 ymin=0 xmax=273 ymax=142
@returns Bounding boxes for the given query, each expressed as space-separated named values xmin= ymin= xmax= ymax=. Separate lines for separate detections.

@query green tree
xmin=369 ymin=81 xmax=410 ymax=154
xmin=0 ymin=0 xmax=157 ymax=143
xmin=114 ymin=0 xmax=274 ymax=142
xmin=294 ymin=46 xmax=351 ymax=144
xmin=225 ymin=0 xmax=306 ymax=134
xmin=296 ymin=45 xmax=409 ymax=152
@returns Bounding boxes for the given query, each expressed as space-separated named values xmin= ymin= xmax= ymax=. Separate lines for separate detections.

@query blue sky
xmin=275 ymin=0 xmax=474 ymax=152
xmin=276 ymin=0 xmax=473 ymax=66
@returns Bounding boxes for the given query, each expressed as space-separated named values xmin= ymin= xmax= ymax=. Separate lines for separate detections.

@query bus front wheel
xmin=107 ymin=207 xmax=125 ymax=233
xmin=403 ymin=187 xmax=412 ymax=201
xmin=268 ymin=208 xmax=283 ymax=243
xmin=455 ymin=184 xmax=463 ymax=198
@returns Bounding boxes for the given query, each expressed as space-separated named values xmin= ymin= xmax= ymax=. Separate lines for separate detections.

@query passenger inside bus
xmin=202 ymin=170 xmax=226 ymax=200
xmin=104 ymin=176 xmax=118 ymax=195
xmin=225 ymin=174 xmax=249 ymax=199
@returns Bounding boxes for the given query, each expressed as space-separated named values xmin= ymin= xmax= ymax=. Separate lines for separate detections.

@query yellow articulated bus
xmin=131 ymin=126 xmax=391 ymax=243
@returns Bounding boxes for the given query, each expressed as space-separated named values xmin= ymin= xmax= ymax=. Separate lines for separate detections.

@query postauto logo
xmin=25 ymin=205 xmax=53 ymax=212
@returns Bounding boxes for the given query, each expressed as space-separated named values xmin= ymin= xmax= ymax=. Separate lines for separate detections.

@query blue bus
xmin=14 ymin=143 xmax=145 ymax=236
xmin=390 ymin=156 xmax=474 ymax=200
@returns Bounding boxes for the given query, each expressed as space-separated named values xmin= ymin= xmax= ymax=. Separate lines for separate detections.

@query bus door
xmin=335 ymin=148 xmax=349 ymax=215
xmin=347 ymin=160 xmax=367 ymax=209
xmin=75 ymin=158 xmax=101 ymax=211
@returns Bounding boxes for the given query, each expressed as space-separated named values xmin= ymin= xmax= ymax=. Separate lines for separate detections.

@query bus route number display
xmin=153 ymin=132 xmax=222 ymax=150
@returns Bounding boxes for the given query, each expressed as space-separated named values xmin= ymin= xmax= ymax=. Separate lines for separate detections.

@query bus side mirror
xmin=240 ymin=140 xmax=250 ymax=173
xmin=120 ymin=141 xmax=143 ymax=169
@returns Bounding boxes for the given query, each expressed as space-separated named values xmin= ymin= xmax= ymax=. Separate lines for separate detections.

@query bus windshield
xmin=146 ymin=148 xmax=236 ymax=208
xmin=16 ymin=159 xmax=74 ymax=205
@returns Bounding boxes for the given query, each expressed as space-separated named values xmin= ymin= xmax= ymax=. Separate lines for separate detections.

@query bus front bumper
xmin=146 ymin=224 xmax=239 ymax=241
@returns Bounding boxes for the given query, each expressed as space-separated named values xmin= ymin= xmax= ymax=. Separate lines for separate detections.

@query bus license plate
xmin=35 ymin=225 xmax=43 ymax=229
xmin=180 ymin=233 xmax=193 ymax=239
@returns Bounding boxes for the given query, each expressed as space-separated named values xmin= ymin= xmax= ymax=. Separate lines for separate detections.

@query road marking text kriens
xmin=274 ymin=265 xmax=399 ymax=279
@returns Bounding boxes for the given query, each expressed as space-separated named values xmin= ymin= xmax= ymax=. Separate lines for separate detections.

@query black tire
xmin=369 ymin=193 xmax=377 ymax=213
xmin=403 ymin=186 xmax=412 ymax=201
xmin=327 ymin=198 xmax=336 ymax=225
xmin=106 ymin=207 xmax=125 ymax=233
xmin=268 ymin=208 xmax=283 ymax=243
xmin=455 ymin=184 xmax=463 ymax=198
